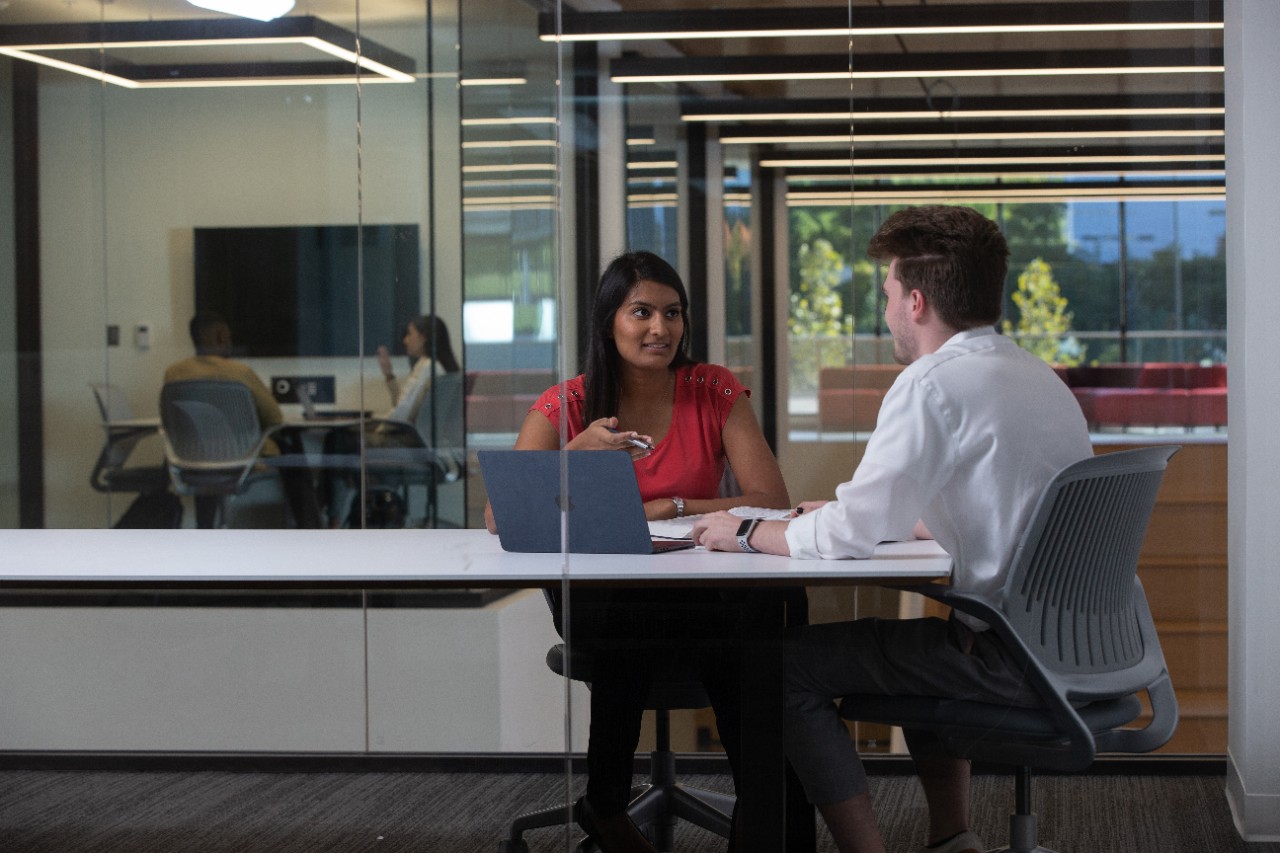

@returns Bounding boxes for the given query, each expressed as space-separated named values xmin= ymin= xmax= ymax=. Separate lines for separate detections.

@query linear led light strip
xmin=614 ymin=65 xmax=1223 ymax=83
xmin=464 ymin=178 xmax=558 ymax=188
xmin=628 ymin=160 xmax=679 ymax=170
xmin=544 ymin=23 xmax=1221 ymax=43
xmin=686 ymin=107 xmax=1225 ymax=122
xmin=464 ymin=163 xmax=558 ymax=174
xmin=462 ymin=117 xmax=556 ymax=127
xmin=462 ymin=140 xmax=558 ymax=149
xmin=725 ymin=129 xmax=1223 ymax=144
xmin=0 ymin=36 xmax=413 ymax=87
xmin=761 ymin=153 xmax=1227 ymax=167
xmin=460 ymin=77 xmax=528 ymax=86
xmin=787 ymin=192 xmax=1225 ymax=206
xmin=788 ymin=185 xmax=1224 ymax=202
xmin=790 ymin=169 xmax=1226 ymax=182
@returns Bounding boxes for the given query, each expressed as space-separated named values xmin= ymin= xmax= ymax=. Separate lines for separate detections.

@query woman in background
xmin=486 ymin=251 xmax=793 ymax=853
xmin=325 ymin=314 xmax=461 ymax=527
xmin=377 ymin=313 xmax=461 ymax=424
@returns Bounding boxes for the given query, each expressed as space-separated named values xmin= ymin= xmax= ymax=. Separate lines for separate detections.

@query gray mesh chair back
xmin=1004 ymin=445 xmax=1176 ymax=700
xmin=839 ymin=445 xmax=1180 ymax=853
xmin=160 ymin=380 xmax=272 ymax=497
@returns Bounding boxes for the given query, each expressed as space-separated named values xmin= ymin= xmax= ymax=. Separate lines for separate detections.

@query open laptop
xmin=296 ymin=382 xmax=367 ymax=421
xmin=478 ymin=450 xmax=696 ymax=554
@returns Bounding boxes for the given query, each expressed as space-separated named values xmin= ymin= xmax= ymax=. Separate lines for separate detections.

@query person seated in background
xmin=485 ymin=251 xmax=794 ymax=853
xmin=376 ymin=313 xmax=461 ymax=426
xmin=691 ymin=206 xmax=1094 ymax=853
xmin=163 ymin=312 xmax=322 ymax=529
xmin=322 ymin=314 xmax=461 ymax=527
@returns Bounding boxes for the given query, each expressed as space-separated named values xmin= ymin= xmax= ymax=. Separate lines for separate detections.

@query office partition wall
xmin=0 ymin=0 xmax=1240 ymax=835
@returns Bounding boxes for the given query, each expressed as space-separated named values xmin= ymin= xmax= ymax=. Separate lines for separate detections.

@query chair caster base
xmin=497 ymin=840 xmax=529 ymax=853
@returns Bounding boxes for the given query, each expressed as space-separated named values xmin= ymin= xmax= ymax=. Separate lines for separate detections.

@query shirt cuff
xmin=783 ymin=510 xmax=823 ymax=559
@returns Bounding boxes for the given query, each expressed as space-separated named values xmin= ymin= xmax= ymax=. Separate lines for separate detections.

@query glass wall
xmin=0 ymin=0 xmax=1230 ymax=838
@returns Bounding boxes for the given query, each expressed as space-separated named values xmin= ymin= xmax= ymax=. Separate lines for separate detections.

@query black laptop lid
xmin=479 ymin=450 xmax=684 ymax=554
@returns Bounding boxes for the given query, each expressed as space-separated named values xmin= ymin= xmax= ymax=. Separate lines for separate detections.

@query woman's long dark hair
xmin=408 ymin=314 xmax=461 ymax=374
xmin=582 ymin=251 xmax=695 ymax=425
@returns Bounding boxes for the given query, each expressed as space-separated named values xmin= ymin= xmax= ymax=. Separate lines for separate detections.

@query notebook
xmin=478 ymin=450 xmax=696 ymax=554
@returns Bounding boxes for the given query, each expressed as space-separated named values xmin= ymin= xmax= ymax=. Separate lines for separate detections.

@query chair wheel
xmin=497 ymin=840 xmax=529 ymax=853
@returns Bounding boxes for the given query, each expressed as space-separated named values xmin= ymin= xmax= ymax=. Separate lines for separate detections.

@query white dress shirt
xmin=785 ymin=326 xmax=1093 ymax=628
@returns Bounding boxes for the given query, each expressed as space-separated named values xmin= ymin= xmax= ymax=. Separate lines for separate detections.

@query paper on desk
xmin=648 ymin=505 xmax=794 ymax=540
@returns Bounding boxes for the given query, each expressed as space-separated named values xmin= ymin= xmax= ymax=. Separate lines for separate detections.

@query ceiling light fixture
xmin=787 ymin=184 xmax=1225 ymax=206
xmin=186 ymin=0 xmax=294 ymax=23
xmin=610 ymin=48 xmax=1223 ymax=85
xmin=460 ymin=77 xmax=529 ymax=87
xmin=789 ymin=169 xmax=1225 ymax=183
xmin=461 ymin=117 xmax=556 ymax=127
xmin=724 ymin=129 xmax=1222 ymax=145
xmin=540 ymin=1 xmax=1221 ymax=42
xmin=762 ymin=153 xmax=1226 ymax=168
xmin=0 ymin=17 xmax=414 ymax=88
xmin=683 ymin=93 xmax=1226 ymax=124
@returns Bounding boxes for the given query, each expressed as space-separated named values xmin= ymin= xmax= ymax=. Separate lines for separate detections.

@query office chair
xmin=159 ymin=380 xmax=283 ymax=529
xmin=839 ymin=445 xmax=1181 ymax=853
xmin=498 ymin=593 xmax=737 ymax=853
xmin=89 ymin=383 xmax=169 ymax=495
xmin=360 ymin=371 xmax=467 ymax=527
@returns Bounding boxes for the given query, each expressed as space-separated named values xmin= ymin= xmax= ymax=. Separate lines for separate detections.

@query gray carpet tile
xmin=0 ymin=770 xmax=1276 ymax=853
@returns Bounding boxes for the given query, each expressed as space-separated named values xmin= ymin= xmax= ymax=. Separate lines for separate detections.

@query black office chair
xmin=89 ymin=383 xmax=169 ymax=496
xmin=498 ymin=632 xmax=737 ymax=853
xmin=839 ymin=445 xmax=1181 ymax=853
xmin=357 ymin=371 xmax=467 ymax=527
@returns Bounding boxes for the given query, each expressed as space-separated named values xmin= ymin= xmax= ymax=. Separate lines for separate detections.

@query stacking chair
xmin=360 ymin=371 xmax=467 ymax=527
xmin=839 ymin=445 xmax=1181 ymax=853
xmin=498 ymin=592 xmax=737 ymax=853
xmin=159 ymin=379 xmax=282 ymax=529
xmin=89 ymin=383 xmax=169 ymax=496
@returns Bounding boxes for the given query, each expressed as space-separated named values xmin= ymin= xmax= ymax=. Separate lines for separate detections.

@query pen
xmin=607 ymin=426 xmax=655 ymax=452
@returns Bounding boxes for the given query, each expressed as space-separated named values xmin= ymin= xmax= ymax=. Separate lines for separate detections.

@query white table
xmin=0 ymin=528 xmax=950 ymax=852
xmin=0 ymin=527 xmax=951 ymax=587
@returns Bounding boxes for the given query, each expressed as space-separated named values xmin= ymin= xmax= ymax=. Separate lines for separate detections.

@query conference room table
xmin=0 ymin=528 xmax=952 ymax=852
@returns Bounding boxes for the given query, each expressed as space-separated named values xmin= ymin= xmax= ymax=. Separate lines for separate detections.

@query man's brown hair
xmin=867 ymin=205 xmax=1010 ymax=330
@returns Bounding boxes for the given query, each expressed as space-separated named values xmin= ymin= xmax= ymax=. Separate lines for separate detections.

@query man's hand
xmin=691 ymin=512 xmax=789 ymax=556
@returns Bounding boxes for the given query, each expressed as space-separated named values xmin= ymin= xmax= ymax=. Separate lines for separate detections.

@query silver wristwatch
xmin=736 ymin=517 xmax=761 ymax=553
xmin=672 ymin=496 xmax=685 ymax=518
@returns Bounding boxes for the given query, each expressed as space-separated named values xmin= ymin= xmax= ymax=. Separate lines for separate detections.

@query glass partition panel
xmin=0 ymin=0 xmax=1235 ymax=849
xmin=0 ymin=0 xmax=575 ymax=836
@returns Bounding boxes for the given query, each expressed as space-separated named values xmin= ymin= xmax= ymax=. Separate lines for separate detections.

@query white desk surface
xmin=0 ymin=528 xmax=951 ymax=587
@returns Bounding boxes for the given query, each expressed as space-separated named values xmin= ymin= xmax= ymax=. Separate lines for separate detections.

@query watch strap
xmin=736 ymin=517 xmax=761 ymax=553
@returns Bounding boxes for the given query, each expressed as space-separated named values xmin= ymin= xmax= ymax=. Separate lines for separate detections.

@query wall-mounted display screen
xmin=194 ymin=224 xmax=421 ymax=357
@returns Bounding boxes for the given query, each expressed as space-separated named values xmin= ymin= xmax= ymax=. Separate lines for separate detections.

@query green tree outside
xmin=789 ymin=238 xmax=854 ymax=389
xmin=1003 ymin=257 xmax=1085 ymax=366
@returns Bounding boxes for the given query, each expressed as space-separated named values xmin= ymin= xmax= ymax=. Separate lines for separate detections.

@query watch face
xmin=737 ymin=518 xmax=754 ymax=536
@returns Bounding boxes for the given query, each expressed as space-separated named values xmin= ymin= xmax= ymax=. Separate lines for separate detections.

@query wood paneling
xmin=1100 ymin=441 xmax=1227 ymax=755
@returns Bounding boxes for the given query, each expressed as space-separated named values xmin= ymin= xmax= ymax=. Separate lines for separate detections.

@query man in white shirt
xmin=692 ymin=206 xmax=1092 ymax=853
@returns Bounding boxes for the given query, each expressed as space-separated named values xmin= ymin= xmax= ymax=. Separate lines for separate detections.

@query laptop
xmin=478 ymin=450 xmax=696 ymax=554
xmin=296 ymin=382 xmax=367 ymax=421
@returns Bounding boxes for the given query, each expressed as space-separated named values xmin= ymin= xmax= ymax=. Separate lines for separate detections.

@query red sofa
xmin=1061 ymin=363 xmax=1227 ymax=429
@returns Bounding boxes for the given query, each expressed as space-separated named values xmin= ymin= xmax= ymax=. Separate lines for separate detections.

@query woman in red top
xmin=486 ymin=251 xmax=792 ymax=853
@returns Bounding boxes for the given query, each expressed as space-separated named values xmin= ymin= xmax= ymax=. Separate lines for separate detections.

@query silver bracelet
xmin=672 ymin=496 xmax=685 ymax=518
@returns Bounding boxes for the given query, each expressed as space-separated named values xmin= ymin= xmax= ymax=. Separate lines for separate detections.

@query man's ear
xmin=907 ymin=288 xmax=928 ymax=320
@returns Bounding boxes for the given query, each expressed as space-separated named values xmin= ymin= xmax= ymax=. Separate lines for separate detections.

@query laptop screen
xmin=478 ymin=450 xmax=692 ymax=554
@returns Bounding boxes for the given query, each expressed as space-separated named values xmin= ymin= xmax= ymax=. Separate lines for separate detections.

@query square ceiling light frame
xmin=0 ymin=16 xmax=415 ymax=88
